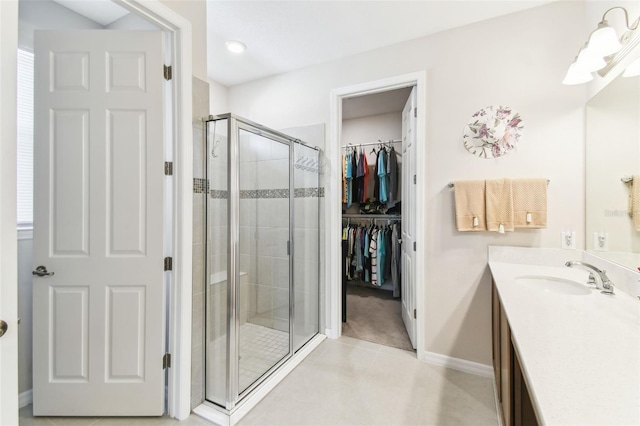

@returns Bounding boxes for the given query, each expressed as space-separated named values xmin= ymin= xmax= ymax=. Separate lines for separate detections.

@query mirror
xmin=585 ymin=72 xmax=640 ymax=271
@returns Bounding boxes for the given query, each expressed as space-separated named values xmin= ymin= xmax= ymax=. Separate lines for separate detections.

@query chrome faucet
xmin=565 ymin=261 xmax=615 ymax=294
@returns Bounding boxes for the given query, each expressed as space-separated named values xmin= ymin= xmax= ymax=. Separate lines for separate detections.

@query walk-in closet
xmin=340 ymin=86 xmax=417 ymax=352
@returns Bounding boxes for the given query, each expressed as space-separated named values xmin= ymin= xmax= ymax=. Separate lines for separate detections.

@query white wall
xmin=226 ymin=1 xmax=587 ymax=365
xmin=105 ymin=13 xmax=158 ymax=31
xmin=342 ymin=112 xmax=402 ymax=146
xmin=209 ymin=79 xmax=228 ymax=115
xmin=18 ymin=0 xmax=103 ymax=50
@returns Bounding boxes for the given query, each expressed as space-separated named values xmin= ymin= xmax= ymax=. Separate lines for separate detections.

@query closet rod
xmin=447 ymin=179 xmax=550 ymax=188
xmin=342 ymin=214 xmax=401 ymax=220
xmin=342 ymin=139 xmax=401 ymax=149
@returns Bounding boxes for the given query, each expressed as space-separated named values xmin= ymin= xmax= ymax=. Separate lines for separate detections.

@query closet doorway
xmin=340 ymin=85 xmax=417 ymax=352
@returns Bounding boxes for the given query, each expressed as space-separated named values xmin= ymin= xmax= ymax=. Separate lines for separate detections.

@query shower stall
xmin=203 ymin=114 xmax=321 ymax=412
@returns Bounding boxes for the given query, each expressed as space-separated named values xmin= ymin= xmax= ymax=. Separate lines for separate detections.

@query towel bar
xmin=448 ymin=179 xmax=550 ymax=188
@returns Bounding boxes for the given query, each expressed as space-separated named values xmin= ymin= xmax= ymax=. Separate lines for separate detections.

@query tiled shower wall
xmin=239 ymin=133 xmax=291 ymax=332
xmin=191 ymin=76 xmax=209 ymax=409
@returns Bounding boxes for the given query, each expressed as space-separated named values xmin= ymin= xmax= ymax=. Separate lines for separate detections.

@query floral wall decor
xmin=462 ymin=105 xmax=524 ymax=159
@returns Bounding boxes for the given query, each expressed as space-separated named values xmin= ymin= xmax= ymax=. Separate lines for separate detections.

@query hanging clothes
xmin=342 ymin=153 xmax=347 ymax=204
xmin=363 ymin=227 xmax=371 ymax=282
xmin=377 ymin=227 xmax=386 ymax=285
xmin=342 ymin=220 xmax=402 ymax=293
xmin=369 ymin=227 xmax=379 ymax=286
xmin=361 ymin=152 xmax=369 ymax=203
xmin=345 ymin=151 xmax=353 ymax=207
xmin=384 ymin=226 xmax=392 ymax=283
xmin=378 ymin=149 xmax=388 ymax=203
xmin=373 ymin=149 xmax=380 ymax=201
xmin=355 ymin=150 xmax=365 ymax=203
xmin=387 ymin=147 xmax=398 ymax=207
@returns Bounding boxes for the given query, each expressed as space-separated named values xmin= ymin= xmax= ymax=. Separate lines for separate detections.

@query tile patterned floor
xmin=236 ymin=337 xmax=498 ymax=426
xmin=238 ymin=323 xmax=289 ymax=392
xmin=20 ymin=336 xmax=498 ymax=426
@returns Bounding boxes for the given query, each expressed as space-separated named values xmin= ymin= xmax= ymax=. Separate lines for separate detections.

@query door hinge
xmin=164 ymin=257 xmax=173 ymax=271
xmin=413 ymin=174 xmax=416 ymax=184
xmin=163 ymin=65 xmax=172 ymax=81
xmin=413 ymin=309 xmax=417 ymax=319
xmin=163 ymin=353 xmax=171 ymax=369
xmin=413 ymin=241 xmax=416 ymax=252
xmin=164 ymin=161 xmax=173 ymax=176
xmin=414 ymin=107 xmax=417 ymax=118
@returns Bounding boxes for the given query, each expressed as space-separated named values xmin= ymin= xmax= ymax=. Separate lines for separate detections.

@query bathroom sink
xmin=515 ymin=275 xmax=591 ymax=296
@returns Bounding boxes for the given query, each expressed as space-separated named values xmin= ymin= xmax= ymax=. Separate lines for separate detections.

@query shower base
xmin=206 ymin=322 xmax=289 ymax=403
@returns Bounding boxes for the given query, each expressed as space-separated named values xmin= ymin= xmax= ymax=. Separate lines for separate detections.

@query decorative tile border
xmin=240 ymin=189 xmax=289 ymax=199
xmin=210 ymin=189 xmax=228 ymax=199
xmin=294 ymin=188 xmax=324 ymax=198
xmin=193 ymin=178 xmax=209 ymax=194
xmin=200 ymin=183 xmax=325 ymax=199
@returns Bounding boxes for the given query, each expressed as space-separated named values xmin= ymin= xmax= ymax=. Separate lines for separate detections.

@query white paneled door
xmin=401 ymin=87 xmax=417 ymax=349
xmin=32 ymin=30 xmax=165 ymax=416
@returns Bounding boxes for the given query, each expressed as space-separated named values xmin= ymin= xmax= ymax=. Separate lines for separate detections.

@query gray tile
xmin=18 ymin=405 xmax=54 ymax=426
xmin=45 ymin=416 xmax=102 ymax=426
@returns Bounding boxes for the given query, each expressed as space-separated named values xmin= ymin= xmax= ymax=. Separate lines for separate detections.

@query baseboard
xmin=324 ymin=328 xmax=339 ymax=339
xmin=493 ymin=379 xmax=504 ymax=426
xmin=420 ymin=351 xmax=494 ymax=378
xmin=19 ymin=389 xmax=32 ymax=408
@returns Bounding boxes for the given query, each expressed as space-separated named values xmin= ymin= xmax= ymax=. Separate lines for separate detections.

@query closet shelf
xmin=342 ymin=214 xmax=401 ymax=220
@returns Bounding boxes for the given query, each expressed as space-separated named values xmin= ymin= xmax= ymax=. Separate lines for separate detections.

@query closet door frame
xmin=328 ymin=72 xmax=427 ymax=361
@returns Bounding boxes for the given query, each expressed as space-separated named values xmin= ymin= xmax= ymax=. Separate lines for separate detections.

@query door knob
xmin=32 ymin=265 xmax=54 ymax=277
xmin=0 ymin=320 xmax=7 ymax=338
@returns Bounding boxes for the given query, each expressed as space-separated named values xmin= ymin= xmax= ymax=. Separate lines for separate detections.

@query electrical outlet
xmin=593 ymin=232 xmax=609 ymax=251
xmin=561 ymin=231 xmax=576 ymax=249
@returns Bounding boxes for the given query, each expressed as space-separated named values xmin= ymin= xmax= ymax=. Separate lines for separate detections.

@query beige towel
xmin=485 ymin=179 xmax=514 ymax=233
xmin=512 ymin=178 xmax=548 ymax=228
xmin=631 ymin=175 xmax=640 ymax=231
xmin=454 ymin=180 xmax=486 ymax=231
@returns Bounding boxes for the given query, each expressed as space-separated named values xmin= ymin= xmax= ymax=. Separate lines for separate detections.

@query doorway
xmin=340 ymin=87 xmax=413 ymax=351
xmin=328 ymin=72 xmax=427 ymax=359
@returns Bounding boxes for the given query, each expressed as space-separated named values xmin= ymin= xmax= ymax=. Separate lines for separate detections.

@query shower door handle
xmin=287 ymin=241 xmax=290 ymax=256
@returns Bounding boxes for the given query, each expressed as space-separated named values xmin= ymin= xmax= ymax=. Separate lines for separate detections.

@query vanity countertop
xmin=489 ymin=261 xmax=640 ymax=426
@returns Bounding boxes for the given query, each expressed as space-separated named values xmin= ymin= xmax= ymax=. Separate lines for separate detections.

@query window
xmin=17 ymin=49 xmax=34 ymax=228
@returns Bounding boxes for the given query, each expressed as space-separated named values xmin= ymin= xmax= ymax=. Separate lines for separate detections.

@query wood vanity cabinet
xmin=492 ymin=280 xmax=539 ymax=426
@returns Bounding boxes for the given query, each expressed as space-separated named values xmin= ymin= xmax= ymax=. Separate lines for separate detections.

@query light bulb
xmin=588 ymin=21 xmax=622 ymax=56
xmin=623 ymin=57 xmax=640 ymax=77
xmin=562 ymin=61 xmax=593 ymax=85
xmin=576 ymin=46 xmax=607 ymax=72
xmin=225 ymin=40 xmax=247 ymax=54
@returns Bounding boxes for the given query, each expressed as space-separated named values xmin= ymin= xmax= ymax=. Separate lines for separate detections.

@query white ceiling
xmin=207 ymin=0 xmax=556 ymax=87
xmin=51 ymin=0 xmax=129 ymax=26
xmin=342 ymin=87 xmax=413 ymax=120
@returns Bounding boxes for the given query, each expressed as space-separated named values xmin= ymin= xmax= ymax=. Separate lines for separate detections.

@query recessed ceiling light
xmin=225 ymin=40 xmax=247 ymax=54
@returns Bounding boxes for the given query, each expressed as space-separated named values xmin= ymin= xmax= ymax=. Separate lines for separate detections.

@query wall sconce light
xmin=623 ymin=56 xmax=640 ymax=77
xmin=563 ymin=7 xmax=640 ymax=85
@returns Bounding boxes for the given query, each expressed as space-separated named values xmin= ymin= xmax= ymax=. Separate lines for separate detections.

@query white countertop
xmin=489 ymin=261 xmax=640 ymax=426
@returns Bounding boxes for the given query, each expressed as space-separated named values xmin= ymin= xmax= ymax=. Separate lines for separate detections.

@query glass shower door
xmin=237 ymin=125 xmax=291 ymax=396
